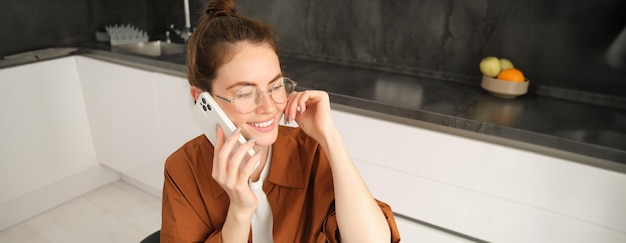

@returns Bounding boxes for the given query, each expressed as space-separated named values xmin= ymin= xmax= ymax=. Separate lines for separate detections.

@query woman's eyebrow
xmin=226 ymin=81 xmax=256 ymax=90
xmin=226 ymin=73 xmax=282 ymax=90
xmin=266 ymin=74 xmax=282 ymax=86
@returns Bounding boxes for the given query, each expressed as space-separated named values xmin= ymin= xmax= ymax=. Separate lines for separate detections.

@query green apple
xmin=499 ymin=58 xmax=514 ymax=70
xmin=480 ymin=56 xmax=501 ymax=77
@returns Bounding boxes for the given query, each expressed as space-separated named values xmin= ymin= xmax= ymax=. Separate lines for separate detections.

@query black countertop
xmin=281 ymin=57 xmax=626 ymax=167
xmin=3 ymin=45 xmax=625 ymax=172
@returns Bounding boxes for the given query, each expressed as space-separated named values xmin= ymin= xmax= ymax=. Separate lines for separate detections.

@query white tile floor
xmin=0 ymin=181 xmax=161 ymax=243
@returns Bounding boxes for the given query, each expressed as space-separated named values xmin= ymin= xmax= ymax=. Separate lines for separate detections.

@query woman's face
xmin=210 ymin=42 xmax=284 ymax=147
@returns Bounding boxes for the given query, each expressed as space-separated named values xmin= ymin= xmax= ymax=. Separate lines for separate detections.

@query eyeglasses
xmin=211 ymin=77 xmax=297 ymax=114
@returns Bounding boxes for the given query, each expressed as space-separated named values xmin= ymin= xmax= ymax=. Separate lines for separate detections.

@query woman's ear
xmin=190 ymin=86 xmax=204 ymax=101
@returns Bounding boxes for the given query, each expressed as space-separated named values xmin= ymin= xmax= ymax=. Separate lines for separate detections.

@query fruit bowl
xmin=481 ymin=75 xmax=529 ymax=99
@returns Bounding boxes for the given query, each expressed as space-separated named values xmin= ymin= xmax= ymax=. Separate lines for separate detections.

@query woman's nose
xmin=254 ymin=92 xmax=276 ymax=113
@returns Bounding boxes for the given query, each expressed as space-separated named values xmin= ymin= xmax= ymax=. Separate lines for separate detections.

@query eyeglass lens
xmin=233 ymin=77 xmax=295 ymax=113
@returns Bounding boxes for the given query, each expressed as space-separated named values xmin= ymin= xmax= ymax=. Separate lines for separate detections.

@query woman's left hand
xmin=284 ymin=90 xmax=336 ymax=143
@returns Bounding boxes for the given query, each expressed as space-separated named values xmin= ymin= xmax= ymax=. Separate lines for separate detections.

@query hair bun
xmin=205 ymin=0 xmax=237 ymax=19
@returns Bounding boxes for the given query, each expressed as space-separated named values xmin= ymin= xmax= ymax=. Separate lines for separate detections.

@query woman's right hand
xmin=212 ymin=126 xmax=262 ymax=213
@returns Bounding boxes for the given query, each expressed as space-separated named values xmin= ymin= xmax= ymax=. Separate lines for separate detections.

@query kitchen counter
xmin=4 ymin=45 xmax=625 ymax=173
xmin=279 ymin=57 xmax=626 ymax=170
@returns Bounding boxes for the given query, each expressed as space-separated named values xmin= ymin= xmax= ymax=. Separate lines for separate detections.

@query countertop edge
xmin=329 ymin=102 xmax=626 ymax=174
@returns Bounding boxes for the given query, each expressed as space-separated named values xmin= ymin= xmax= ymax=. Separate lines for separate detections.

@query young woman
xmin=161 ymin=0 xmax=400 ymax=242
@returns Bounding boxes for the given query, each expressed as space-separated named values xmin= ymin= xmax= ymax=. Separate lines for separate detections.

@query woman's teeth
xmin=249 ymin=119 xmax=274 ymax=128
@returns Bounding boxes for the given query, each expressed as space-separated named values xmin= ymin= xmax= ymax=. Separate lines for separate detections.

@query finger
xmin=290 ymin=91 xmax=309 ymax=119
xmin=284 ymin=91 xmax=300 ymax=122
xmin=298 ymin=91 xmax=328 ymax=114
xmin=222 ymin=128 xmax=244 ymax=171
xmin=298 ymin=92 xmax=309 ymax=114
xmin=219 ymin=127 xmax=241 ymax=157
xmin=226 ymin=137 xmax=257 ymax=180
xmin=215 ymin=125 xmax=225 ymax=148
xmin=212 ymin=125 xmax=226 ymax=177
xmin=240 ymin=150 xmax=263 ymax=182
xmin=289 ymin=92 xmax=307 ymax=121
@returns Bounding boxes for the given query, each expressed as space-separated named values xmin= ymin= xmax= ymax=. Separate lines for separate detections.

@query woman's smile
xmin=247 ymin=117 xmax=277 ymax=135
xmin=248 ymin=118 xmax=275 ymax=129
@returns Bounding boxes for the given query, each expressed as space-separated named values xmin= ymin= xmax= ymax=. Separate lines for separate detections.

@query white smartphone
xmin=192 ymin=92 xmax=256 ymax=158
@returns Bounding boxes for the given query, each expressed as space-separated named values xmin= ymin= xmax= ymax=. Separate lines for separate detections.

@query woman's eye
xmin=272 ymin=84 xmax=284 ymax=92
xmin=236 ymin=92 xmax=255 ymax=100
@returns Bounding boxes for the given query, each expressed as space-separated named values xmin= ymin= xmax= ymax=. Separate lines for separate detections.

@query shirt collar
xmin=209 ymin=126 xmax=305 ymax=199
xmin=266 ymin=127 xmax=305 ymax=189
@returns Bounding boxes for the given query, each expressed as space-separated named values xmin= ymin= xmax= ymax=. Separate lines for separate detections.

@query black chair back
xmin=140 ymin=230 xmax=160 ymax=243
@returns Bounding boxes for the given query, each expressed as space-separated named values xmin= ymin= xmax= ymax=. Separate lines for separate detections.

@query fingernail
xmin=253 ymin=161 xmax=261 ymax=171
xmin=247 ymin=138 xmax=256 ymax=144
xmin=234 ymin=128 xmax=241 ymax=134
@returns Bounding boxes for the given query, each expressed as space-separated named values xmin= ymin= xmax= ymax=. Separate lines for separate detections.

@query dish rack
xmin=105 ymin=24 xmax=149 ymax=46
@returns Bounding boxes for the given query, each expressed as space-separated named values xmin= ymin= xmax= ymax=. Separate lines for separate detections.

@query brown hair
xmin=187 ymin=0 xmax=278 ymax=92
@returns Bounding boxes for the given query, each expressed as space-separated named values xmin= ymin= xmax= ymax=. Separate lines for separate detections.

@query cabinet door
xmin=121 ymin=72 xmax=202 ymax=194
xmin=153 ymin=73 xmax=200 ymax=162
xmin=395 ymin=217 xmax=474 ymax=243
xmin=0 ymin=57 xmax=98 ymax=203
xmin=333 ymin=109 xmax=626 ymax=242
xmin=76 ymin=57 xmax=161 ymax=174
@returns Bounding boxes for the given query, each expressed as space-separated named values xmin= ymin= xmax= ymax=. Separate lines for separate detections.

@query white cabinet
xmin=76 ymin=57 xmax=200 ymax=196
xmin=0 ymin=57 xmax=118 ymax=231
xmin=126 ymin=72 xmax=200 ymax=195
xmin=333 ymin=109 xmax=626 ymax=242
xmin=76 ymin=57 xmax=162 ymax=174
xmin=153 ymin=72 xmax=200 ymax=164
xmin=0 ymin=56 xmax=97 ymax=201
xmin=394 ymin=217 xmax=474 ymax=243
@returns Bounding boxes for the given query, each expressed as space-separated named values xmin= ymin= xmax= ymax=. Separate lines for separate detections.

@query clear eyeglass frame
xmin=210 ymin=77 xmax=297 ymax=114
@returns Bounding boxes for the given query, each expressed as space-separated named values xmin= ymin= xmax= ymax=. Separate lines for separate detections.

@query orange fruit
xmin=497 ymin=68 xmax=525 ymax=82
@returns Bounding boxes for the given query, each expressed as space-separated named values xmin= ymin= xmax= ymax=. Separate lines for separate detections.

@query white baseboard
xmin=120 ymin=174 xmax=162 ymax=199
xmin=0 ymin=165 xmax=120 ymax=231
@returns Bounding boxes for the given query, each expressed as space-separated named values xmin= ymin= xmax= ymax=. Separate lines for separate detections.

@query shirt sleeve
xmin=377 ymin=199 xmax=402 ymax=243
xmin=317 ymin=199 xmax=401 ymax=243
xmin=161 ymin=153 xmax=223 ymax=243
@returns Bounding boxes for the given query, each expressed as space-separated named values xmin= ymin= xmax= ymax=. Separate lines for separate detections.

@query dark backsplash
xmin=3 ymin=0 xmax=625 ymax=102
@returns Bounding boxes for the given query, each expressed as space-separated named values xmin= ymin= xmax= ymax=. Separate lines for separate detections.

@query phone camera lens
xmin=201 ymin=97 xmax=206 ymax=104
xmin=207 ymin=104 xmax=212 ymax=111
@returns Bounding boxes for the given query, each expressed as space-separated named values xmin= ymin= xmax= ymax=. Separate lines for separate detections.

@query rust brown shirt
xmin=161 ymin=126 xmax=401 ymax=242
